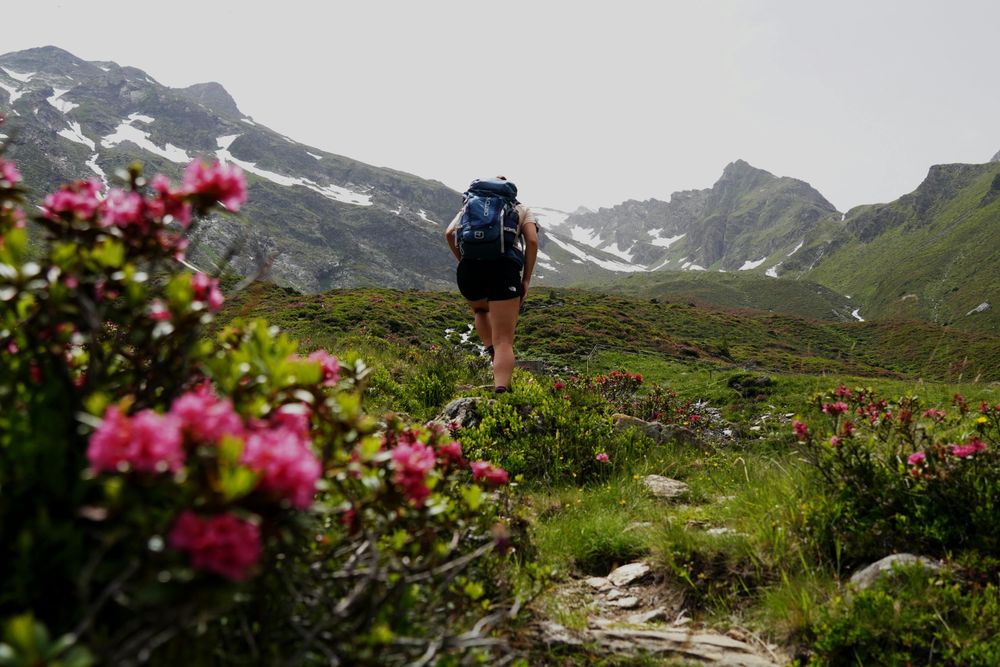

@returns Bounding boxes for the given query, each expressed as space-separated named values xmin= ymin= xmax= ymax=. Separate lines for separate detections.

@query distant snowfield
xmin=648 ymin=230 xmax=685 ymax=248
xmin=601 ymin=241 xmax=635 ymax=262
xmin=1 ymin=67 xmax=33 ymax=82
xmin=851 ymin=308 xmax=865 ymax=322
xmin=787 ymin=240 xmax=804 ymax=256
xmin=0 ymin=80 xmax=23 ymax=103
xmin=47 ymin=89 xmax=79 ymax=114
xmin=739 ymin=257 xmax=767 ymax=270
xmin=306 ymin=152 xmax=323 ymax=160
xmin=215 ymin=134 xmax=372 ymax=207
xmin=102 ymin=114 xmax=190 ymax=163
xmin=532 ymin=207 xmax=569 ymax=229
xmin=681 ymin=260 xmax=706 ymax=271
xmin=546 ymin=234 xmax=645 ymax=273
xmin=569 ymin=225 xmax=603 ymax=248
xmin=85 ymin=153 xmax=107 ymax=184
xmin=766 ymin=263 xmax=781 ymax=278
xmin=57 ymin=121 xmax=95 ymax=150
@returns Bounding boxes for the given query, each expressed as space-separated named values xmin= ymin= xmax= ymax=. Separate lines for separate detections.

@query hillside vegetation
xmin=222 ymin=283 xmax=1000 ymax=384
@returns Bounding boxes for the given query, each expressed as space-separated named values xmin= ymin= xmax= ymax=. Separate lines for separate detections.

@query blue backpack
xmin=456 ymin=178 xmax=522 ymax=264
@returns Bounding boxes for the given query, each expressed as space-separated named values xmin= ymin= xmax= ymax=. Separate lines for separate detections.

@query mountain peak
xmin=177 ymin=81 xmax=242 ymax=118
xmin=722 ymin=159 xmax=773 ymax=179
xmin=991 ymin=149 xmax=1000 ymax=163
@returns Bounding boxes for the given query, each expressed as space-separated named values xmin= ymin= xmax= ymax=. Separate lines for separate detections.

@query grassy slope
xmin=220 ymin=283 xmax=1000 ymax=383
xmin=592 ymin=271 xmax=857 ymax=322
xmin=808 ymin=163 xmax=1000 ymax=333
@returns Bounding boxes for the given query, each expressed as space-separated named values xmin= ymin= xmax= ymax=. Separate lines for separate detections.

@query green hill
xmin=221 ymin=283 xmax=1000 ymax=383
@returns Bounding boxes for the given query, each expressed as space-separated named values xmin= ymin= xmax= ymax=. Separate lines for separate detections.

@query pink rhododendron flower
xmin=907 ymin=451 xmax=926 ymax=466
xmin=168 ymin=511 xmax=261 ymax=581
xmin=834 ymin=385 xmax=852 ymax=399
xmin=949 ymin=438 xmax=987 ymax=459
xmin=596 ymin=452 xmax=610 ymax=463
xmin=170 ymin=387 xmax=244 ymax=444
xmin=841 ymin=420 xmax=855 ymax=437
xmin=101 ymin=188 xmax=144 ymax=229
xmin=183 ymin=160 xmax=247 ymax=211
xmin=822 ymin=402 xmax=849 ymax=416
xmin=191 ymin=272 xmax=224 ymax=312
xmin=150 ymin=173 xmax=193 ymax=227
xmin=87 ymin=406 xmax=185 ymax=473
xmin=436 ymin=440 xmax=464 ymax=466
xmin=471 ymin=460 xmax=509 ymax=487
xmin=270 ymin=403 xmax=311 ymax=438
xmin=923 ymin=408 xmax=946 ymax=422
xmin=0 ymin=158 xmax=22 ymax=185
xmin=553 ymin=381 xmax=565 ymax=391
xmin=391 ymin=441 xmax=437 ymax=505
xmin=307 ymin=349 xmax=340 ymax=385
xmin=793 ymin=420 xmax=809 ymax=441
xmin=242 ymin=425 xmax=321 ymax=509
xmin=829 ymin=436 xmax=842 ymax=448
xmin=43 ymin=179 xmax=103 ymax=220
xmin=148 ymin=299 xmax=171 ymax=321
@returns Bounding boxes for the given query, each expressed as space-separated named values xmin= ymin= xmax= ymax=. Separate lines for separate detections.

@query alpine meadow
xmin=3 ymin=29 xmax=1000 ymax=667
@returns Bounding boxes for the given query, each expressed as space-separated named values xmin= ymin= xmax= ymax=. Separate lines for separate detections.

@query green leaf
xmin=91 ymin=239 xmax=125 ymax=269
xmin=461 ymin=485 xmax=483 ymax=511
xmin=219 ymin=466 xmax=258 ymax=502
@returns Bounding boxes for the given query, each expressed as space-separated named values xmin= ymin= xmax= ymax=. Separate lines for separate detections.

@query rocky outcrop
xmin=612 ymin=414 xmax=699 ymax=446
xmin=849 ymin=553 xmax=945 ymax=590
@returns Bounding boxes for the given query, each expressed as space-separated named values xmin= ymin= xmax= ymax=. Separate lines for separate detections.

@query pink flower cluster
xmin=168 ymin=511 xmax=261 ymax=581
xmin=43 ymin=179 xmax=103 ymax=220
xmin=391 ymin=441 xmax=437 ymax=506
xmin=88 ymin=388 xmax=320 ymax=509
xmin=0 ymin=158 xmax=22 ymax=185
xmin=949 ymin=438 xmax=988 ymax=459
xmin=87 ymin=406 xmax=184 ymax=473
xmin=595 ymin=452 xmax=610 ymax=463
xmin=242 ymin=419 xmax=322 ymax=509
xmin=183 ymin=160 xmax=247 ymax=212
xmin=307 ymin=349 xmax=340 ymax=385
xmin=436 ymin=440 xmax=464 ymax=467
xmin=793 ymin=420 xmax=809 ymax=441
xmin=191 ymin=272 xmax=225 ymax=312
xmin=471 ymin=460 xmax=509 ymax=487
xmin=822 ymin=402 xmax=850 ymax=416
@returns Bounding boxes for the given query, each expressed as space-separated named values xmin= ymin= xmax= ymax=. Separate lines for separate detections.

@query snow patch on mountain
xmin=766 ymin=263 xmax=781 ymax=278
xmin=307 ymin=152 xmax=323 ymax=160
xmin=215 ymin=137 xmax=372 ymax=207
xmin=47 ymin=88 xmax=78 ymax=114
xmin=787 ymin=240 xmax=804 ymax=256
xmin=417 ymin=209 xmax=437 ymax=223
xmin=532 ymin=207 xmax=570 ymax=229
xmin=57 ymin=121 xmax=95 ymax=150
xmin=0 ymin=80 xmax=24 ymax=103
xmin=648 ymin=230 xmax=685 ymax=248
xmin=681 ymin=260 xmax=706 ymax=271
xmin=851 ymin=308 xmax=865 ymax=322
xmin=85 ymin=153 xmax=107 ymax=185
xmin=739 ymin=257 xmax=767 ymax=270
xmin=1 ymin=67 xmax=33 ymax=83
xmin=546 ymin=234 xmax=645 ymax=273
xmin=102 ymin=113 xmax=190 ymax=163
xmin=569 ymin=225 xmax=603 ymax=248
xmin=601 ymin=241 xmax=635 ymax=262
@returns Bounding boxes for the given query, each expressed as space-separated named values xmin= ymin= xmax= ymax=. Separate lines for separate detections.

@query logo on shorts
xmin=509 ymin=286 xmax=517 ymax=292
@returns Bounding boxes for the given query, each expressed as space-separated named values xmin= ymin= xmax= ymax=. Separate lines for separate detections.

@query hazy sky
xmin=5 ymin=0 xmax=1000 ymax=212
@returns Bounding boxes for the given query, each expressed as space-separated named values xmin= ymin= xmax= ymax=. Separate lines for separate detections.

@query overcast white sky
xmin=5 ymin=0 xmax=1000 ymax=212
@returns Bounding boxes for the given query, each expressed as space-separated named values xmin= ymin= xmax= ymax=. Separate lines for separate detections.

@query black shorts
xmin=456 ymin=259 xmax=523 ymax=302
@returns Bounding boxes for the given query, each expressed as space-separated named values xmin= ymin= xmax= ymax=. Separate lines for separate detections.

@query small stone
xmin=849 ymin=553 xmax=944 ymax=590
xmin=607 ymin=561 xmax=652 ymax=587
xmin=609 ymin=596 xmax=640 ymax=609
xmin=642 ymin=475 xmax=690 ymax=500
xmin=584 ymin=576 xmax=613 ymax=591
xmin=706 ymin=527 xmax=735 ymax=536
xmin=605 ymin=588 xmax=626 ymax=601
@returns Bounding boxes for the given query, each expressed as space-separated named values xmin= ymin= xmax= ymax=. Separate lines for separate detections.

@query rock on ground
xmin=642 ymin=475 xmax=690 ymax=499
xmin=849 ymin=553 xmax=945 ymax=590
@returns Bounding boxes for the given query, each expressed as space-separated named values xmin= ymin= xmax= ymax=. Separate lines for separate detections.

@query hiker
xmin=445 ymin=176 xmax=539 ymax=394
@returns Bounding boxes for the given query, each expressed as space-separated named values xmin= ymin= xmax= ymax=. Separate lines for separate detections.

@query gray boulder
xmin=849 ymin=553 xmax=945 ymax=590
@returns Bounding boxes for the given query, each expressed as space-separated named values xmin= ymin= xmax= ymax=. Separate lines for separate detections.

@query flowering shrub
xmin=572 ymin=369 xmax=705 ymax=425
xmin=458 ymin=371 xmax=654 ymax=484
xmin=0 ymin=143 xmax=528 ymax=664
xmin=793 ymin=386 xmax=1000 ymax=565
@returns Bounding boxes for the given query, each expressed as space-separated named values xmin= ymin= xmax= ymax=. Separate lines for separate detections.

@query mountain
xmin=0 ymin=46 xmax=462 ymax=292
xmin=797 ymin=162 xmax=1000 ymax=331
xmin=537 ymin=160 xmax=842 ymax=283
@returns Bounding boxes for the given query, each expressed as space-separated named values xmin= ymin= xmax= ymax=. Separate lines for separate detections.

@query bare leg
xmin=489 ymin=298 xmax=520 ymax=389
xmin=467 ymin=299 xmax=492 ymax=351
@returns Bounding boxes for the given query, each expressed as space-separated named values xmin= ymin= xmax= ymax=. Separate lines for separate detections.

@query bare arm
xmin=445 ymin=211 xmax=462 ymax=262
xmin=520 ymin=221 xmax=538 ymax=302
